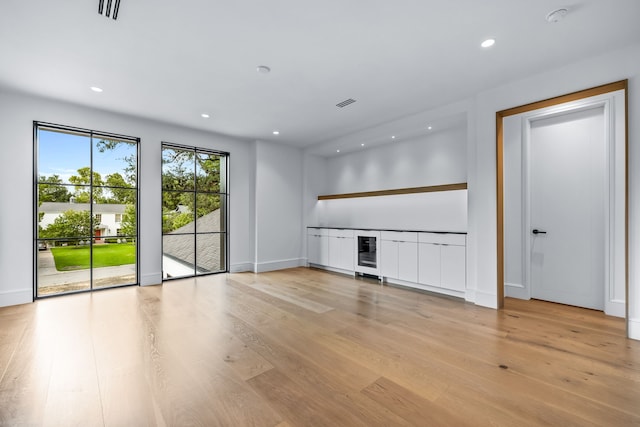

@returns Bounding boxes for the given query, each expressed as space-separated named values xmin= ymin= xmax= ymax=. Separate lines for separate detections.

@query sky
xmin=38 ymin=128 xmax=137 ymax=184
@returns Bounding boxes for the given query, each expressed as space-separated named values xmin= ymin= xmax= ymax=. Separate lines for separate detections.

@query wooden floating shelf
xmin=317 ymin=182 xmax=467 ymax=200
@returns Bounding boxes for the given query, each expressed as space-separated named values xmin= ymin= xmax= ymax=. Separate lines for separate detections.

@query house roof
xmin=163 ymin=210 xmax=223 ymax=273
xmin=39 ymin=202 xmax=127 ymax=214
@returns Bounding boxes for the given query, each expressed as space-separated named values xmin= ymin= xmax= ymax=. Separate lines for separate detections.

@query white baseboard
xmin=629 ymin=318 xmax=640 ymax=341
xmin=254 ymin=258 xmax=305 ymax=273
xmin=504 ymin=282 xmax=529 ymax=300
xmin=605 ymin=299 xmax=625 ymax=318
xmin=0 ymin=288 xmax=32 ymax=307
xmin=308 ymin=264 xmax=356 ymax=277
xmin=230 ymin=262 xmax=254 ymax=273
xmin=464 ymin=289 xmax=476 ymax=303
xmin=384 ymin=278 xmax=465 ymax=299
xmin=475 ymin=290 xmax=499 ymax=309
xmin=140 ymin=272 xmax=162 ymax=286
xmin=505 ymin=282 xmax=524 ymax=288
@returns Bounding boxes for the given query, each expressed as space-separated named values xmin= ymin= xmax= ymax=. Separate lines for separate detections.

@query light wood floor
xmin=1 ymin=267 xmax=639 ymax=426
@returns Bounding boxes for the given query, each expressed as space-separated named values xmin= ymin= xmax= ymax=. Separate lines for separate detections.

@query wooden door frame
xmin=495 ymin=80 xmax=628 ymax=318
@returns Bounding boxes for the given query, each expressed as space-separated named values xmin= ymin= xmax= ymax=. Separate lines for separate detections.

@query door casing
xmin=496 ymin=81 xmax=628 ymax=326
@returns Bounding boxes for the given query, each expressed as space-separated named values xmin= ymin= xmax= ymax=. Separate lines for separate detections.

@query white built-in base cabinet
xmin=380 ymin=232 xmax=418 ymax=283
xmin=307 ymin=227 xmax=466 ymax=299
xmin=327 ymin=229 xmax=355 ymax=272
xmin=307 ymin=228 xmax=329 ymax=266
xmin=417 ymin=233 xmax=466 ymax=294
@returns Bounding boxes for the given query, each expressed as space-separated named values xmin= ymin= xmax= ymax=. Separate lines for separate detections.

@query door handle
xmin=532 ymin=229 xmax=547 ymax=235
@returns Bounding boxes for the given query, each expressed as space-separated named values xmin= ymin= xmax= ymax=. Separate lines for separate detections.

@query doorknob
xmin=532 ymin=229 xmax=547 ymax=235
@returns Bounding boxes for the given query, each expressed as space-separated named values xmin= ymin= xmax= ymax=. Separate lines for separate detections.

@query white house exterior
xmin=39 ymin=202 xmax=127 ymax=240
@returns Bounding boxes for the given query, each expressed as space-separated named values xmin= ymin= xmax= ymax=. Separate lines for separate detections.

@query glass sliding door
xmin=34 ymin=123 xmax=139 ymax=297
xmin=162 ymin=143 xmax=228 ymax=279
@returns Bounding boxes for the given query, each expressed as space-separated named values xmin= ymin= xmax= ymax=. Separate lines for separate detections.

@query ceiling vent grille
xmin=336 ymin=98 xmax=356 ymax=108
xmin=98 ymin=0 xmax=121 ymax=20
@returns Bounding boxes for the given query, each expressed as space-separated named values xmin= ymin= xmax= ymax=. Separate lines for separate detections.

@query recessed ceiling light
xmin=481 ymin=39 xmax=495 ymax=48
xmin=336 ymin=149 xmax=340 ymax=153
xmin=361 ymin=143 xmax=365 ymax=147
xmin=272 ymin=130 xmax=280 ymax=135
xmin=428 ymin=126 xmax=433 ymax=130
xmin=391 ymin=135 xmax=396 ymax=139
xmin=90 ymin=86 xmax=103 ymax=93
xmin=257 ymin=65 xmax=271 ymax=74
xmin=201 ymin=113 xmax=210 ymax=118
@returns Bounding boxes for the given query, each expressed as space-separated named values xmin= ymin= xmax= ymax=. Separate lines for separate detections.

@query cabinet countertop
xmin=307 ymin=226 xmax=466 ymax=235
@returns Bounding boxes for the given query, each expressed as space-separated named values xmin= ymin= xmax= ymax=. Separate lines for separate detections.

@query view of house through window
xmin=35 ymin=123 xmax=139 ymax=297
xmin=162 ymin=143 xmax=228 ymax=278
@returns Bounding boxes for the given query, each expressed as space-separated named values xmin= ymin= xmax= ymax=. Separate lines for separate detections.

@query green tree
xmin=161 ymin=148 xmax=223 ymax=233
xmin=195 ymin=153 xmax=221 ymax=192
xmin=162 ymin=208 xmax=194 ymax=233
xmin=40 ymin=210 xmax=94 ymax=244
xmin=69 ymin=167 xmax=104 ymax=203
xmin=105 ymin=172 xmax=135 ymax=204
xmin=95 ymin=139 xmax=137 ymax=185
xmin=38 ymin=175 xmax=71 ymax=203
xmin=120 ymin=204 xmax=137 ymax=237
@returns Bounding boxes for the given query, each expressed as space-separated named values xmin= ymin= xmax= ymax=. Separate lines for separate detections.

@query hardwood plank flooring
xmin=0 ymin=267 xmax=639 ymax=426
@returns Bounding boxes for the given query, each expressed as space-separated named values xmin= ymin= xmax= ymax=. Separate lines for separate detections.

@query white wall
xmin=471 ymin=42 xmax=640 ymax=338
xmin=316 ymin=191 xmax=467 ymax=232
xmin=253 ymin=140 xmax=304 ymax=272
xmin=302 ymin=153 xmax=328 ymax=230
xmin=0 ymin=89 xmax=254 ymax=306
xmin=325 ymin=127 xmax=467 ymax=194
xmin=307 ymin=126 xmax=468 ymax=232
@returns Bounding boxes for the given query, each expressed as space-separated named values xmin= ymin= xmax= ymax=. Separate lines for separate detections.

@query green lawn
xmin=50 ymin=243 xmax=136 ymax=271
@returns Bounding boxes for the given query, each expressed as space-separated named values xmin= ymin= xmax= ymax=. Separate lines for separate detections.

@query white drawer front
xmin=329 ymin=228 xmax=354 ymax=238
xmin=419 ymin=233 xmax=466 ymax=246
xmin=381 ymin=231 xmax=418 ymax=243
xmin=307 ymin=228 xmax=329 ymax=236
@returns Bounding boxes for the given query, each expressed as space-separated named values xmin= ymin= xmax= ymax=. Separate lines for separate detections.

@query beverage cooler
xmin=354 ymin=230 xmax=380 ymax=276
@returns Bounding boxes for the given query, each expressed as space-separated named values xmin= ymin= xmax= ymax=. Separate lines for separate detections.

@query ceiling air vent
xmin=98 ymin=0 xmax=121 ymax=20
xmin=336 ymin=98 xmax=356 ymax=108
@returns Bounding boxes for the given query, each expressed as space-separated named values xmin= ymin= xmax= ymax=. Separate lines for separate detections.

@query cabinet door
xmin=308 ymin=234 xmax=321 ymax=265
xmin=309 ymin=234 xmax=329 ymax=266
xmin=381 ymin=240 xmax=399 ymax=279
xmin=338 ymin=237 xmax=354 ymax=271
xmin=328 ymin=236 xmax=341 ymax=269
xmin=418 ymin=243 xmax=441 ymax=287
xmin=319 ymin=236 xmax=329 ymax=266
xmin=398 ymin=241 xmax=418 ymax=283
xmin=441 ymin=245 xmax=466 ymax=291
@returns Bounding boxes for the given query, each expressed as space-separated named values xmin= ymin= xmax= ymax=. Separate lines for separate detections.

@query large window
xmin=34 ymin=122 xmax=139 ymax=297
xmin=162 ymin=143 xmax=228 ymax=278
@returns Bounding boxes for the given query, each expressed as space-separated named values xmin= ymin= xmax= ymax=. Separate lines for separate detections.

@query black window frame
xmin=33 ymin=121 xmax=140 ymax=299
xmin=161 ymin=142 xmax=229 ymax=279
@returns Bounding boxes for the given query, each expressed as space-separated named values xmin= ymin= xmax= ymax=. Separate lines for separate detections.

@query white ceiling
xmin=1 ymin=0 xmax=639 ymax=153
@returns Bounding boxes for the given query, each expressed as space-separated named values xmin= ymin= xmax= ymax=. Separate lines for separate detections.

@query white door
xmin=529 ymin=106 xmax=605 ymax=310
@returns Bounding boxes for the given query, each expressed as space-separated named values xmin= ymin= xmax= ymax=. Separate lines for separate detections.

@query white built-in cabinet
xmin=307 ymin=227 xmax=466 ymax=297
xmin=418 ymin=233 xmax=466 ymax=292
xmin=307 ymin=228 xmax=329 ymax=266
xmin=327 ymin=229 xmax=354 ymax=271
xmin=380 ymin=232 xmax=418 ymax=283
